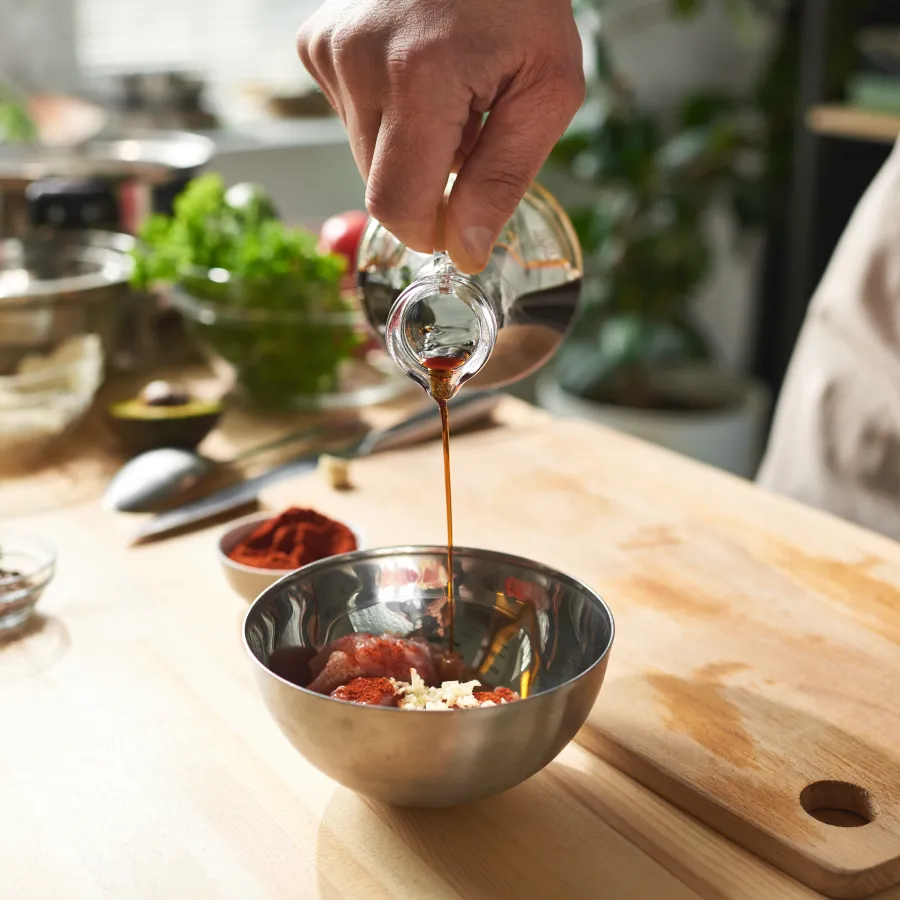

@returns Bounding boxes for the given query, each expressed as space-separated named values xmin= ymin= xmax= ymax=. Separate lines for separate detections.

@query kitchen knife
xmin=130 ymin=390 xmax=502 ymax=544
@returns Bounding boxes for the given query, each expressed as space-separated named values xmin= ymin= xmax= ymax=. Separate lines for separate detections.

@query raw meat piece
xmin=306 ymin=633 xmax=437 ymax=694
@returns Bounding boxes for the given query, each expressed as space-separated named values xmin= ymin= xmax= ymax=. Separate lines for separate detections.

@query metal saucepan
xmin=0 ymin=128 xmax=215 ymax=237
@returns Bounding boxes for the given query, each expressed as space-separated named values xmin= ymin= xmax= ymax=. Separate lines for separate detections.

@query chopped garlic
xmin=319 ymin=454 xmax=351 ymax=490
xmin=391 ymin=668 xmax=508 ymax=710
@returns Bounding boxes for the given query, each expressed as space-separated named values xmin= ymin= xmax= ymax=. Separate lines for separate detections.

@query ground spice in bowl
xmin=0 ymin=567 xmax=23 ymax=589
xmin=226 ymin=507 xmax=357 ymax=570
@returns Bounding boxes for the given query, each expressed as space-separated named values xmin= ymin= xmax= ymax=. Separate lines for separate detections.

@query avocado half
xmin=105 ymin=381 xmax=223 ymax=455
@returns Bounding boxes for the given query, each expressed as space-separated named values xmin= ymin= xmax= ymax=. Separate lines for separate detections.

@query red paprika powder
xmin=227 ymin=506 xmax=357 ymax=570
xmin=330 ymin=676 xmax=399 ymax=706
xmin=472 ymin=686 xmax=520 ymax=705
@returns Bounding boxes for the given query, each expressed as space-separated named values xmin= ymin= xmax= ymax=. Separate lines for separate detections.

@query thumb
xmin=444 ymin=71 xmax=584 ymax=274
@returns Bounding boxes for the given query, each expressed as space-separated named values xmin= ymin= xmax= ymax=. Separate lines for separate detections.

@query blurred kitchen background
xmin=2 ymin=0 xmax=900 ymax=484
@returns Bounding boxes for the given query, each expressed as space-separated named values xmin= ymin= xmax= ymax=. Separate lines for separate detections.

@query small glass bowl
xmin=0 ymin=536 xmax=57 ymax=631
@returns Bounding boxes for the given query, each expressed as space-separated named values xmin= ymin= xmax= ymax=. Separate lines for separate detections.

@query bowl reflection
xmin=243 ymin=545 xmax=614 ymax=807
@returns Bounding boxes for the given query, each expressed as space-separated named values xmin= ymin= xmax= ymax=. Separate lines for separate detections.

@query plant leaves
xmin=678 ymin=92 xmax=737 ymax=129
xmin=668 ymin=0 xmax=705 ymax=16
xmin=549 ymin=131 xmax=595 ymax=168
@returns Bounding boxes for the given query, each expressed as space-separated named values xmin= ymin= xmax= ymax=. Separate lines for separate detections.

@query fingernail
xmin=458 ymin=226 xmax=494 ymax=273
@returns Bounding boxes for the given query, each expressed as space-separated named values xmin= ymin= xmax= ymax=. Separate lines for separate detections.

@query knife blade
xmin=130 ymin=390 xmax=502 ymax=544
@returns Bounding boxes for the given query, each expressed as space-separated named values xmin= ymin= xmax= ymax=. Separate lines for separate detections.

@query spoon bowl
xmin=102 ymin=420 xmax=363 ymax=512
xmin=102 ymin=447 xmax=212 ymax=512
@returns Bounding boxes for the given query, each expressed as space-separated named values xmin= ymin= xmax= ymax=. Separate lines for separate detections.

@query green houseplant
xmin=537 ymin=0 xmax=784 ymax=474
xmin=550 ymin=0 xmax=781 ymax=407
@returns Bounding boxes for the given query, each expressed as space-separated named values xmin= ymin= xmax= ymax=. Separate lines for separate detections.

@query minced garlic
xmin=391 ymin=668 xmax=508 ymax=710
xmin=319 ymin=454 xmax=351 ymax=490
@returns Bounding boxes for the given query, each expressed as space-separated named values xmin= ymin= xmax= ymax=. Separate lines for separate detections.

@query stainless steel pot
xmin=0 ymin=230 xmax=136 ymax=374
xmin=0 ymin=128 xmax=215 ymax=238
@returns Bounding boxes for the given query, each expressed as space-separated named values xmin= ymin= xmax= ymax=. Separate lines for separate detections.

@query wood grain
xmin=3 ymin=395 xmax=900 ymax=899
xmin=259 ymin=400 xmax=900 ymax=898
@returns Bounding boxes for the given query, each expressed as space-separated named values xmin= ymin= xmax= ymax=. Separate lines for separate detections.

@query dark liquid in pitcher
xmin=357 ymin=272 xmax=584 ymax=341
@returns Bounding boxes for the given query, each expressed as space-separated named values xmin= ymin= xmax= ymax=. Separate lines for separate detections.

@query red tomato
xmin=318 ymin=210 xmax=370 ymax=265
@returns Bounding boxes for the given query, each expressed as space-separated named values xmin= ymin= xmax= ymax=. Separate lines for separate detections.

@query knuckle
xmin=297 ymin=25 xmax=329 ymax=73
xmin=330 ymin=24 xmax=359 ymax=59
xmin=364 ymin=177 xmax=401 ymax=229
xmin=559 ymin=66 xmax=587 ymax=113
xmin=295 ymin=16 xmax=319 ymax=54
xmin=295 ymin=23 xmax=314 ymax=67
xmin=385 ymin=38 xmax=438 ymax=84
xmin=365 ymin=174 xmax=434 ymax=253
xmin=536 ymin=60 xmax=586 ymax=118
xmin=479 ymin=169 xmax=532 ymax=218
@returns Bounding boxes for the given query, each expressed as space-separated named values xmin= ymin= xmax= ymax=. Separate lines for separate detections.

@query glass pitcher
xmin=356 ymin=179 xmax=583 ymax=399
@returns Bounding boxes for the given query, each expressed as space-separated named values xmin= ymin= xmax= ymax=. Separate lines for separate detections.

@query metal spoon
xmin=102 ymin=422 xmax=358 ymax=513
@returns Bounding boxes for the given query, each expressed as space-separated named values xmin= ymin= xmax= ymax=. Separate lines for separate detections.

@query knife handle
xmin=356 ymin=390 xmax=502 ymax=457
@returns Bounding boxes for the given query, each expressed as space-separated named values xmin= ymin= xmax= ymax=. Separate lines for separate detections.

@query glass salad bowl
xmin=170 ymin=267 xmax=411 ymax=411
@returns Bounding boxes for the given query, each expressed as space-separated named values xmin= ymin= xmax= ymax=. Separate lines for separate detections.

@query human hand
xmin=297 ymin=0 xmax=584 ymax=273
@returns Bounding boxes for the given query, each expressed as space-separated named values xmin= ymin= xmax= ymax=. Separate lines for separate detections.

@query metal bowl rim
xmin=0 ymin=235 xmax=133 ymax=303
xmin=242 ymin=543 xmax=615 ymax=714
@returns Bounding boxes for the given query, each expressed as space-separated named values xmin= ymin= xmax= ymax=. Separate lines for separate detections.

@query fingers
xmin=298 ymin=12 xmax=394 ymax=197
xmin=453 ymin=109 xmax=485 ymax=172
xmin=445 ymin=67 xmax=585 ymax=274
xmin=298 ymin=2 xmax=584 ymax=267
xmin=297 ymin=23 xmax=349 ymax=137
xmin=343 ymin=106 xmax=381 ymax=180
xmin=365 ymin=97 xmax=472 ymax=254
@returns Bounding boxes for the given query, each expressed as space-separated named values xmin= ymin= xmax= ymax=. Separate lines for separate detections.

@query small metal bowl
xmin=0 ymin=535 xmax=57 ymax=631
xmin=243 ymin=545 xmax=614 ymax=807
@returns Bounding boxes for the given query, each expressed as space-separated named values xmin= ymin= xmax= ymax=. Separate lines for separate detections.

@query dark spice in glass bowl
xmin=0 ymin=568 xmax=25 ymax=592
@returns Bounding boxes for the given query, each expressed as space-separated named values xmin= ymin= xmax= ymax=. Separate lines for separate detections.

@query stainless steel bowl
xmin=0 ymin=230 xmax=134 ymax=373
xmin=243 ymin=545 xmax=614 ymax=807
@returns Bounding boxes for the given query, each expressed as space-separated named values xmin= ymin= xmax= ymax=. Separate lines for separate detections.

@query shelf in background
xmin=806 ymin=104 xmax=900 ymax=143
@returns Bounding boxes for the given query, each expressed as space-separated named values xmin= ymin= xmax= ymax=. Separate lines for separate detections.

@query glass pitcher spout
xmin=385 ymin=253 xmax=499 ymax=400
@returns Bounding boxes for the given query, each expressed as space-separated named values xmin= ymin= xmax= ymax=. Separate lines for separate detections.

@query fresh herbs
xmin=131 ymin=174 xmax=347 ymax=294
xmin=131 ymin=174 xmax=363 ymax=407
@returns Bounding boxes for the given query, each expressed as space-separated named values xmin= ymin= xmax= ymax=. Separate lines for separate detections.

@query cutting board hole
xmin=800 ymin=781 xmax=877 ymax=827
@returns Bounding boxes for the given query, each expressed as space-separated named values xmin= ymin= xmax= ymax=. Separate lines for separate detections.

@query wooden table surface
xmin=2 ymin=389 xmax=899 ymax=900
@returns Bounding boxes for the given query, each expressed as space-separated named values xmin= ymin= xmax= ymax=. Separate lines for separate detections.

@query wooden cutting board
xmin=261 ymin=398 xmax=900 ymax=899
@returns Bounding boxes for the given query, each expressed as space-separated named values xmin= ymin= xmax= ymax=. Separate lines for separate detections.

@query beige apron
xmin=757 ymin=136 xmax=900 ymax=541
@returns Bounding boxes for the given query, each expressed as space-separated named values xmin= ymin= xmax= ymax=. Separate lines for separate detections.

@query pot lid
xmin=0 ymin=128 xmax=215 ymax=187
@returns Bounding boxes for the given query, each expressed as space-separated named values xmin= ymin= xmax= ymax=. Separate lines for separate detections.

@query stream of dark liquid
xmin=421 ymin=354 xmax=469 ymax=651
